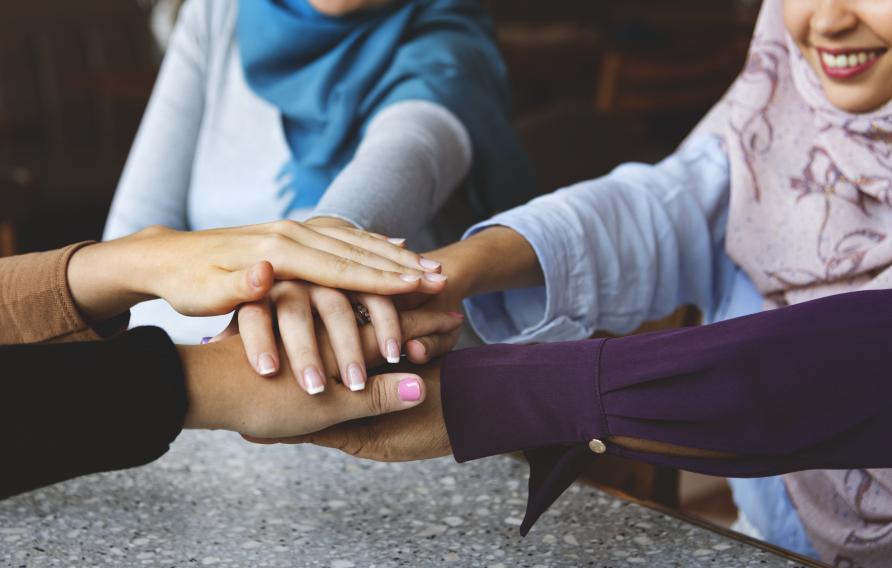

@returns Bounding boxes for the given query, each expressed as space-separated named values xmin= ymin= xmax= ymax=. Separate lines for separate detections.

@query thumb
xmin=216 ymin=261 xmax=274 ymax=311
xmin=340 ymin=372 xmax=425 ymax=422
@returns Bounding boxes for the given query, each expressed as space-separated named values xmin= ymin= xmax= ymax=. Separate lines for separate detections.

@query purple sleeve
xmin=440 ymin=289 xmax=892 ymax=534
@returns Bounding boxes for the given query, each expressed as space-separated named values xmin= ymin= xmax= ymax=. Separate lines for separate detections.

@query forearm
xmin=0 ymin=327 xmax=186 ymax=499
xmin=313 ymin=101 xmax=472 ymax=237
xmin=428 ymin=226 xmax=543 ymax=300
xmin=441 ymin=289 xmax=892 ymax=532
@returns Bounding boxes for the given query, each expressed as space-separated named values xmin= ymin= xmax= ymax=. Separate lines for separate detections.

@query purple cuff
xmin=441 ymin=339 xmax=610 ymax=534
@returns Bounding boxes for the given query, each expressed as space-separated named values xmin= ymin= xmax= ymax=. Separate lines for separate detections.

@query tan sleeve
xmin=0 ymin=243 xmax=128 ymax=345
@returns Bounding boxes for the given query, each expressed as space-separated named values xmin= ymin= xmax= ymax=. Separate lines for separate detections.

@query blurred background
xmin=0 ymin=0 xmax=761 ymax=528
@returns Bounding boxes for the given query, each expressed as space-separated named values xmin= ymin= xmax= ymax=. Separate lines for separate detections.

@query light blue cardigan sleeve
xmin=463 ymin=135 xmax=732 ymax=344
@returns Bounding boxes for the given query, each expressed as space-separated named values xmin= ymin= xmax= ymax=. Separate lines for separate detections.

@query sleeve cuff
xmin=461 ymin=219 xmax=590 ymax=345
xmin=441 ymin=339 xmax=611 ymax=534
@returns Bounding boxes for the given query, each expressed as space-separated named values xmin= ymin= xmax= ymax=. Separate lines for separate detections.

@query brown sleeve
xmin=0 ymin=243 xmax=129 ymax=345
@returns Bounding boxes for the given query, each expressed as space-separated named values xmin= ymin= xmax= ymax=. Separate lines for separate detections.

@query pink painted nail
xmin=304 ymin=367 xmax=325 ymax=395
xmin=200 ymin=336 xmax=212 ymax=345
xmin=258 ymin=353 xmax=277 ymax=376
xmin=398 ymin=377 xmax=422 ymax=402
xmin=419 ymin=257 xmax=441 ymax=271
xmin=385 ymin=339 xmax=401 ymax=364
xmin=346 ymin=363 xmax=365 ymax=392
xmin=447 ymin=311 xmax=465 ymax=319
xmin=400 ymin=274 xmax=421 ymax=283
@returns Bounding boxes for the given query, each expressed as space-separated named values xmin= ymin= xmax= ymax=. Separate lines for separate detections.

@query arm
xmin=442 ymin=288 xmax=892 ymax=532
xmin=311 ymin=100 xmax=472 ymax=238
xmin=102 ymin=0 xmax=210 ymax=238
xmin=0 ymin=243 xmax=128 ymax=344
xmin=433 ymin=135 xmax=730 ymax=343
xmin=0 ymin=328 xmax=427 ymax=500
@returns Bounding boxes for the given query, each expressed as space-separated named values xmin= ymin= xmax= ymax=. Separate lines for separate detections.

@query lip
xmin=817 ymin=47 xmax=887 ymax=80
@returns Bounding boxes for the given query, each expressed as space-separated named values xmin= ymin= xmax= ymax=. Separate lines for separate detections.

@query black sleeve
xmin=0 ymin=326 xmax=187 ymax=498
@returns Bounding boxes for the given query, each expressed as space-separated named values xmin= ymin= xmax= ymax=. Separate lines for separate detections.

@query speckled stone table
xmin=1 ymin=431 xmax=816 ymax=568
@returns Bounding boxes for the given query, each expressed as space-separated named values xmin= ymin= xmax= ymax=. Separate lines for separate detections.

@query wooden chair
xmin=0 ymin=0 xmax=158 ymax=252
xmin=0 ymin=165 xmax=33 ymax=257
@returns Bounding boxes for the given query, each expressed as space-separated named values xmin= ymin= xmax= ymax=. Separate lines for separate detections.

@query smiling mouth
xmin=818 ymin=47 xmax=887 ymax=79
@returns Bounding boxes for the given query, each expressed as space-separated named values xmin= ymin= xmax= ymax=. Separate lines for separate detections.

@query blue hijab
xmin=237 ymin=0 xmax=533 ymax=214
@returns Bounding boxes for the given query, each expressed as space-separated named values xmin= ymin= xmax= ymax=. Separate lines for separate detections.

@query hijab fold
xmin=691 ymin=1 xmax=892 ymax=565
xmin=237 ymin=0 xmax=533 ymax=214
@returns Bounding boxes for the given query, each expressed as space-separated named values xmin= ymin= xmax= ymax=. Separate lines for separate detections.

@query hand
xmin=243 ymin=360 xmax=451 ymax=461
xmin=67 ymin=220 xmax=446 ymax=324
xmin=395 ymin=227 xmax=545 ymax=364
xmin=180 ymin=335 xmax=428 ymax=439
xmin=214 ymin=284 xmax=463 ymax=394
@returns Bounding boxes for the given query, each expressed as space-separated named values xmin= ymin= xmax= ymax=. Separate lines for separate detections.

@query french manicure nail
xmin=388 ymin=237 xmax=406 ymax=246
xmin=419 ymin=257 xmax=441 ymax=270
xmin=258 ymin=353 xmax=278 ymax=376
xmin=200 ymin=336 xmax=212 ymax=345
xmin=398 ymin=377 xmax=422 ymax=402
xmin=424 ymin=273 xmax=448 ymax=282
xmin=400 ymin=274 xmax=421 ymax=282
xmin=304 ymin=367 xmax=325 ymax=395
xmin=346 ymin=363 xmax=366 ymax=392
xmin=386 ymin=338 xmax=401 ymax=364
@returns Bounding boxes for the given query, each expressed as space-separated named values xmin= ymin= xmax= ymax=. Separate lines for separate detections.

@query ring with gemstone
xmin=352 ymin=302 xmax=372 ymax=326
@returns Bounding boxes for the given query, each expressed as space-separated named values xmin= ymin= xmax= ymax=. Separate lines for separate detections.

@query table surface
xmin=1 ymin=431 xmax=815 ymax=568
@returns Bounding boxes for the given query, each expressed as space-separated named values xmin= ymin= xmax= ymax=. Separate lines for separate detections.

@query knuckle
xmin=365 ymin=382 xmax=392 ymax=416
xmin=260 ymin=232 xmax=288 ymax=254
xmin=270 ymin=219 xmax=298 ymax=234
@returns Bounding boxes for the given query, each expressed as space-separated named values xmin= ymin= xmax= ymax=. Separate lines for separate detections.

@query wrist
xmin=67 ymin=240 xmax=150 ymax=323
xmin=180 ymin=341 xmax=244 ymax=431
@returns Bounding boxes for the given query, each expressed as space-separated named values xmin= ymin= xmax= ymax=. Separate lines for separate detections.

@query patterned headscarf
xmin=691 ymin=1 xmax=892 ymax=565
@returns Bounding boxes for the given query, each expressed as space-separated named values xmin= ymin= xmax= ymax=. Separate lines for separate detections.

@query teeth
xmin=822 ymin=50 xmax=880 ymax=69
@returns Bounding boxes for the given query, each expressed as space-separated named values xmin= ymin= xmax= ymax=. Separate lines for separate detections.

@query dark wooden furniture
xmin=0 ymin=0 xmax=158 ymax=252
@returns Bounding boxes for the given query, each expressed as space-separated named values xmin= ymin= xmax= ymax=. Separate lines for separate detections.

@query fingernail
xmin=388 ymin=237 xmax=406 ymax=246
xmin=346 ymin=363 xmax=366 ymax=392
xmin=250 ymin=266 xmax=262 ymax=288
xmin=304 ymin=367 xmax=325 ymax=395
xmin=258 ymin=353 xmax=277 ymax=376
xmin=409 ymin=339 xmax=427 ymax=356
xmin=386 ymin=338 xmax=401 ymax=364
xmin=200 ymin=336 xmax=212 ymax=345
xmin=419 ymin=257 xmax=441 ymax=271
xmin=398 ymin=377 xmax=422 ymax=402
xmin=424 ymin=273 xmax=448 ymax=282
xmin=400 ymin=274 xmax=421 ymax=282
xmin=447 ymin=311 xmax=465 ymax=319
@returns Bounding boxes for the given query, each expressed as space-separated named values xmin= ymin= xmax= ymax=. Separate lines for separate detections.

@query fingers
xmin=311 ymin=225 xmax=439 ymax=274
xmin=398 ymin=309 xmax=465 ymax=341
xmin=406 ymin=328 xmax=462 ymax=364
xmin=236 ymin=297 xmax=279 ymax=376
xmin=310 ymin=286 xmax=366 ymax=392
xmin=272 ymin=282 xmax=327 ymax=395
xmin=357 ymin=293 xmax=402 ymax=364
xmin=241 ymin=373 xmax=426 ymax=449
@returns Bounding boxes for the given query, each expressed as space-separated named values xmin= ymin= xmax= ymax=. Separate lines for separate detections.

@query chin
xmin=823 ymin=86 xmax=890 ymax=114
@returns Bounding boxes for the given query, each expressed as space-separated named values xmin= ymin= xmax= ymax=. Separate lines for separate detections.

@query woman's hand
xmin=242 ymin=360 xmax=452 ymax=461
xmin=395 ymin=227 xmax=545 ymax=364
xmin=67 ymin=221 xmax=446 ymax=324
xmin=179 ymin=335 xmax=428 ymax=439
xmin=215 ymin=285 xmax=463 ymax=393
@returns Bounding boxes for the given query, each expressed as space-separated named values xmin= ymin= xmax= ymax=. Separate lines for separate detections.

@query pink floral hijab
xmin=691 ymin=0 xmax=892 ymax=565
